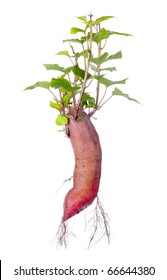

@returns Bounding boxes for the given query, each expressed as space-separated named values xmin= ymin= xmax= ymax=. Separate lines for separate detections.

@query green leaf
xmin=64 ymin=66 xmax=74 ymax=74
xmin=90 ymin=64 xmax=97 ymax=72
xmin=94 ymin=16 xmax=114 ymax=25
xmin=101 ymin=67 xmax=117 ymax=72
xmin=110 ymin=31 xmax=133 ymax=36
xmin=50 ymin=78 xmax=77 ymax=92
xmin=43 ymin=64 xmax=73 ymax=74
xmin=95 ymin=76 xmax=128 ymax=87
xmin=77 ymin=16 xmax=87 ymax=22
xmin=93 ymin=28 xmax=110 ymax=43
xmin=63 ymin=37 xmax=86 ymax=44
xmin=59 ymin=73 xmax=66 ymax=79
xmin=90 ymin=52 xmax=109 ymax=65
xmin=85 ymin=21 xmax=91 ymax=31
xmin=56 ymin=114 xmax=68 ymax=126
xmin=77 ymin=114 xmax=84 ymax=120
xmin=107 ymin=50 xmax=122 ymax=60
xmin=50 ymin=101 xmax=62 ymax=111
xmin=24 ymin=81 xmax=50 ymax=90
xmin=112 ymin=87 xmax=140 ymax=103
xmin=62 ymin=92 xmax=72 ymax=105
xmin=90 ymin=51 xmax=122 ymax=66
xmin=71 ymin=27 xmax=85 ymax=34
xmin=72 ymin=64 xmax=85 ymax=79
xmin=82 ymin=93 xmax=95 ymax=101
xmin=72 ymin=64 xmax=91 ymax=80
xmin=43 ymin=64 xmax=65 ymax=72
xmin=56 ymin=50 xmax=70 ymax=56
xmin=82 ymin=93 xmax=95 ymax=108
xmin=76 ymin=50 xmax=88 ymax=58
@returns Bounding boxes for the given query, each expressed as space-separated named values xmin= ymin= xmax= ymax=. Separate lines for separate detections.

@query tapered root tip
xmin=63 ymin=189 xmax=97 ymax=221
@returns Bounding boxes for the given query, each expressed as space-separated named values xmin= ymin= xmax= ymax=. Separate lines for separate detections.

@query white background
xmin=0 ymin=0 xmax=167 ymax=279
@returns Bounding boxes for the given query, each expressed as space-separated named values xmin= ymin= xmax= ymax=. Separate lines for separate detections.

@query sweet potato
xmin=63 ymin=109 xmax=102 ymax=221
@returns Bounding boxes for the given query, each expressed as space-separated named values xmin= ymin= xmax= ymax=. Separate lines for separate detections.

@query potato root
xmin=63 ymin=109 xmax=102 ymax=221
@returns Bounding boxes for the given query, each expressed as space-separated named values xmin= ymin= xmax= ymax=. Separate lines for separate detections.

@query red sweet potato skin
xmin=63 ymin=109 xmax=102 ymax=221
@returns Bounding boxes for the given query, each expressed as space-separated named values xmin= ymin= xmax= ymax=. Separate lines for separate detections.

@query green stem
xmin=75 ymin=14 xmax=93 ymax=119
xmin=100 ymin=93 xmax=114 ymax=108
xmin=82 ymin=43 xmax=87 ymax=71
xmin=48 ymin=89 xmax=59 ymax=102
xmin=95 ymin=23 xmax=101 ymax=107
xmin=67 ymin=73 xmax=71 ymax=84
xmin=86 ymin=69 xmax=97 ymax=88
xmin=59 ymin=90 xmax=65 ymax=114
xmin=70 ymin=44 xmax=77 ymax=107
xmin=68 ymin=49 xmax=74 ymax=66
xmin=98 ymin=87 xmax=107 ymax=106
xmin=89 ymin=24 xmax=102 ymax=118
xmin=101 ymin=38 xmax=108 ymax=50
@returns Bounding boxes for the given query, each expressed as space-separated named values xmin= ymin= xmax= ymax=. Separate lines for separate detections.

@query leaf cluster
xmin=25 ymin=15 xmax=139 ymax=127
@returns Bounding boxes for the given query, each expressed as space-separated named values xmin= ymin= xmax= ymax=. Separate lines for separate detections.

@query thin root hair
xmin=55 ymin=176 xmax=73 ymax=196
xmin=88 ymin=196 xmax=111 ymax=248
xmin=56 ymin=219 xmax=68 ymax=248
